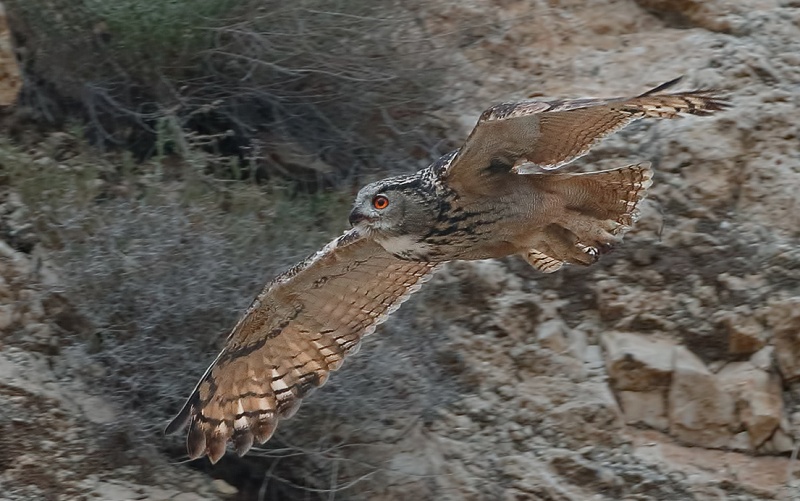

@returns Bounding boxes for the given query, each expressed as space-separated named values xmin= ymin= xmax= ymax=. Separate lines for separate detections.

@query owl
xmin=166 ymin=77 xmax=728 ymax=462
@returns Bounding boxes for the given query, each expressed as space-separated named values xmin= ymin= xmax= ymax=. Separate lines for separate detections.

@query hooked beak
xmin=348 ymin=209 xmax=371 ymax=227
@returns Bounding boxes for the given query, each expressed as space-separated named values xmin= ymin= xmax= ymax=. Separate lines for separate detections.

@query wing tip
xmin=640 ymin=76 xmax=732 ymax=114
xmin=233 ymin=430 xmax=255 ymax=457
xmin=206 ymin=432 xmax=228 ymax=464
xmin=164 ymin=391 xmax=199 ymax=436
xmin=186 ymin=419 xmax=208 ymax=460
xmin=639 ymin=76 xmax=684 ymax=97
xmin=165 ymin=388 xmax=238 ymax=464
xmin=171 ymin=393 xmax=286 ymax=463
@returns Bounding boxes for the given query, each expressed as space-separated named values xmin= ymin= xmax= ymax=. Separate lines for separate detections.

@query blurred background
xmin=0 ymin=0 xmax=799 ymax=500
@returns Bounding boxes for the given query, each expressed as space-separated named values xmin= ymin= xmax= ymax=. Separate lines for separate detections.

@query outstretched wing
xmin=165 ymin=229 xmax=440 ymax=463
xmin=444 ymin=77 xmax=729 ymax=195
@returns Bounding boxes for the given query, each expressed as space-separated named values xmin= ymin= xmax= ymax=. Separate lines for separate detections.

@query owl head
xmin=349 ymin=175 xmax=438 ymax=237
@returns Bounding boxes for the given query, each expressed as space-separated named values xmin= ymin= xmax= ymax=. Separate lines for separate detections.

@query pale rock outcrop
xmin=617 ymin=390 xmax=669 ymax=431
xmin=602 ymin=332 xmax=676 ymax=431
xmin=601 ymin=331 xmax=675 ymax=392
xmin=604 ymin=333 xmax=791 ymax=454
xmin=768 ymin=298 xmax=800 ymax=381
xmin=714 ymin=307 xmax=769 ymax=356
xmin=536 ymin=318 xmax=569 ymax=353
xmin=668 ymin=347 xmax=736 ymax=449
xmin=717 ymin=361 xmax=783 ymax=448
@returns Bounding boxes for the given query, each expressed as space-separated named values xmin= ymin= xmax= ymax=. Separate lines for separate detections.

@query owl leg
xmin=531 ymin=163 xmax=652 ymax=258
xmin=522 ymin=248 xmax=564 ymax=273
xmin=554 ymin=212 xmax=623 ymax=256
xmin=527 ymin=224 xmax=602 ymax=268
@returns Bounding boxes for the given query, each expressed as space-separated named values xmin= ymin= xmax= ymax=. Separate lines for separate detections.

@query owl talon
xmin=577 ymin=244 xmax=599 ymax=259
xmin=577 ymin=241 xmax=616 ymax=262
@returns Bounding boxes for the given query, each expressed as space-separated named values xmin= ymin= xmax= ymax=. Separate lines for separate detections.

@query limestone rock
xmin=714 ymin=307 xmax=769 ymax=356
xmin=633 ymin=0 xmax=742 ymax=33
xmin=668 ymin=347 xmax=735 ymax=448
xmin=729 ymin=431 xmax=751 ymax=452
xmin=566 ymin=328 xmax=588 ymax=361
xmin=602 ymin=331 xmax=675 ymax=392
xmin=618 ymin=390 xmax=669 ymax=431
xmin=0 ymin=302 xmax=14 ymax=330
xmin=536 ymin=318 xmax=568 ymax=353
xmin=750 ymin=345 xmax=774 ymax=371
xmin=718 ymin=362 xmax=783 ymax=448
xmin=768 ymin=298 xmax=800 ymax=381
xmin=211 ymin=479 xmax=237 ymax=496
xmin=769 ymin=428 xmax=795 ymax=454
xmin=490 ymin=291 xmax=541 ymax=339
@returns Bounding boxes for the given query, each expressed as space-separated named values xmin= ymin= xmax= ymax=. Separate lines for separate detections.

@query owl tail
xmin=522 ymin=162 xmax=653 ymax=271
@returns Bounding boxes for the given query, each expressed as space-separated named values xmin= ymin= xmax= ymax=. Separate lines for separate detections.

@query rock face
xmin=769 ymin=298 xmax=800 ymax=382
xmin=0 ymin=232 xmax=222 ymax=500
xmin=668 ymin=347 xmax=736 ymax=449
xmin=718 ymin=362 xmax=783 ymax=449
xmin=716 ymin=307 xmax=769 ymax=356
xmin=602 ymin=331 xmax=675 ymax=392
xmin=603 ymin=332 xmax=789 ymax=453
xmin=2 ymin=0 xmax=800 ymax=500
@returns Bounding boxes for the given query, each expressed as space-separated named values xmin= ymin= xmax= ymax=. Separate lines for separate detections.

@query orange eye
xmin=372 ymin=195 xmax=389 ymax=210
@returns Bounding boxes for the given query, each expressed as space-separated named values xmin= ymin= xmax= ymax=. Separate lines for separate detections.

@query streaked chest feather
xmin=374 ymin=234 xmax=436 ymax=261
xmin=374 ymin=205 xmax=513 ymax=261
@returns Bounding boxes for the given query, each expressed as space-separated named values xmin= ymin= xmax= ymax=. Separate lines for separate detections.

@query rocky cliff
xmin=1 ymin=0 xmax=799 ymax=500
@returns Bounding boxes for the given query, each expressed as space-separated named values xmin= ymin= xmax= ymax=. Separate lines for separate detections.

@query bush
xmin=6 ymin=0 xmax=453 ymax=186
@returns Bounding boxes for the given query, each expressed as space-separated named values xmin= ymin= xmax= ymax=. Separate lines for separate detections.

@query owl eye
xmin=372 ymin=195 xmax=390 ymax=210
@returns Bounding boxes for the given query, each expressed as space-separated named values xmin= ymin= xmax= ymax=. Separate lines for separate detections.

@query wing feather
xmin=165 ymin=229 xmax=440 ymax=463
xmin=444 ymin=78 xmax=729 ymax=194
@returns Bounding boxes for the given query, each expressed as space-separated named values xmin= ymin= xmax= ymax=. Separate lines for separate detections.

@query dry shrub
xmin=62 ymin=195 xmax=456 ymax=499
xmin=0 ymin=138 xmax=458 ymax=499
xmin=5 ymin=0 xmax=455 ymax=185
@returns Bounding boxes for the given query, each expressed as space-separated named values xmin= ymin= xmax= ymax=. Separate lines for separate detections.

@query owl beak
xmin=348 ymin=209 xmax=369 ymax=227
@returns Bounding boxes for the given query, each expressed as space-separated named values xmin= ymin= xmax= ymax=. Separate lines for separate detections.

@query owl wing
xmin=165 ymin=229 xmax=440 ymax=463
xmin=443 ymin=77 xmax=729 ymax=195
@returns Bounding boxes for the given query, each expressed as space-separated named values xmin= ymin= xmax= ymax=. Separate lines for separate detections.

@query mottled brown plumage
xmin=445 ymin=76 xmax=728 ymax=196
xmin=166 ymin=78 xmax=728 ymax=463
xmin=166 ymin=232 xmax=440 ymax=462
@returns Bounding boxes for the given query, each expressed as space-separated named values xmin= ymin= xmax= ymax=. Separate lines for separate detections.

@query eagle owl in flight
xmin=166 ymin=77 xmax=728 ymax=462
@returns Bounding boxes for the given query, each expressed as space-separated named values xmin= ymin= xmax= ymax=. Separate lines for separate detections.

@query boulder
xmin=602 ymin=331 xmax=675 ymax=392
xmin=718 ymin=362 xmax=783 ymax=448
xmin=714 ymin=307 xmax=769 ymax=356
xmin=617 ymin=390 xmax=669 ymax=431
xmin=668 ymin=347 xmax=736 ymax=448
xmin=767 ymin=428 xmax=795 ymax=454
xmin=536 ymin=319 xmax=569 ymax=353
xmin=768 ymin=298 xmax=800 ymax=381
